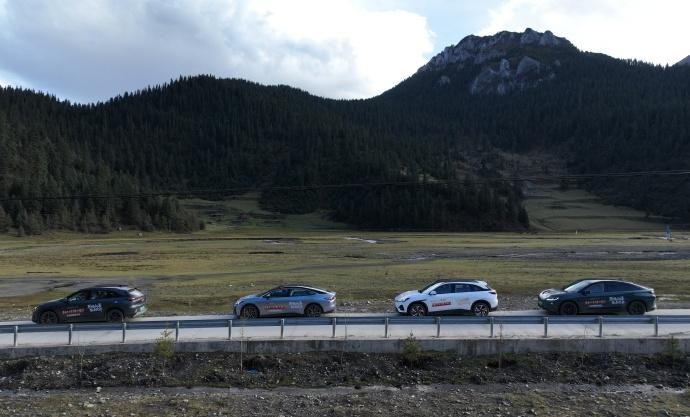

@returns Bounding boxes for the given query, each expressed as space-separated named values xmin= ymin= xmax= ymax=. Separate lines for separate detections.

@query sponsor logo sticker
xmin=62 ymin=308 xmax=86 ymax=317
xmin=87 ymin=303 xmax=103 ymax=313
xmin=609 ymin=296 xmax=625 ymax=305
xmin=432 ymin=301 xmax=451 ymax=308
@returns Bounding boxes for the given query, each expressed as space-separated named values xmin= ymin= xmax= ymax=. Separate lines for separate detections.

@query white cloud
xmin=0 ymin=0 xmax=433 ymax=102
xmin=479 ymin=0 xmax=690 ymax=65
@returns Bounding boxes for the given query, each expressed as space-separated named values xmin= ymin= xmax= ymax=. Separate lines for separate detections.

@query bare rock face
xmin=420 ymin=28 xmax=572 ymax=95
xmin=676 ymin=55 xmax=690 ymax=66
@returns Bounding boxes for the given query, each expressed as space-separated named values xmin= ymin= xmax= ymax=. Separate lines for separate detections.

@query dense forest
xmin=1 ymin=29 xmax=689 ymax=234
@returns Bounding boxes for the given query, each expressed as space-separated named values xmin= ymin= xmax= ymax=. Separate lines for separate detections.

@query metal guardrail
xmin=2 ymin=315 xmax=689 ymax=347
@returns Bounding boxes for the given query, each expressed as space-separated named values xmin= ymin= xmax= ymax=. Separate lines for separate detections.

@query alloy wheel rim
xmin=474 ymin=303 xmax=489 ymax=316
xmin=410 ymin=305 xmax=425 ymax=316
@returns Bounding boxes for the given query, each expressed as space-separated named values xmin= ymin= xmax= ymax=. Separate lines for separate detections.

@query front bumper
xmin=538 ymin=298 xmax=559 ymax=313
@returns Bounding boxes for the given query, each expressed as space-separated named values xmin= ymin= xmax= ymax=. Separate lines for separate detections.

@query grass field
xmin=0 ymin=189 xmax=687 ymax=319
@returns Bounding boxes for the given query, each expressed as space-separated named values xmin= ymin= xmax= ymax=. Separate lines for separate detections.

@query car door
xmin=60 ymin=290 xmax=92 ymax=322
xmin=427 ymin=284 xmax=454 ymax=313
xmin=578 ymin=282 xmax=607 ymax=313
xmin=287 ymin=287 xmax=314 ymax=314
xmin=452 ymin=284 xmax=475 ymax=312
xmin=261 ymin=288 xmax=291 ymax=316
xmin=87 ymin=289 xmax=112 ymax=321
xmin=604 ymin=281 xmax=631 ymax=312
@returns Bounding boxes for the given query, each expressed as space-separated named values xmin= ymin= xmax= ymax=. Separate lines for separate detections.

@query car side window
xmin=586 ymin=283 xmax=605 ymax=294
xmin=468 ymin=285 xmax=485 ymax=292
xmin=68 ymin=290 xmax=90 ymax=302
xmin=290 ymin=289 xmax=314 ymax=297
xmin=605 ymin=282 xmax=634 ymax=292
xmin=269 ymin=289 xmax=289 ymax=298
xmin=434 ymin=284 xmax=453 ymax=294
xmin=454 ymin=284 xmax=471 ymax=293
xmin=94 ymin=290 xmax=121 ymax=299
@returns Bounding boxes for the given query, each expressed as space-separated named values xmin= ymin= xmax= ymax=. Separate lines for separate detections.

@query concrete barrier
xmin=0 ymin=336 xmax=688 ymax=358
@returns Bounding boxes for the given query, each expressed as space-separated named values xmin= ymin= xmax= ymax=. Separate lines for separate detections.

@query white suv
xmin=394 ymin=279 xmax=498 ymax=316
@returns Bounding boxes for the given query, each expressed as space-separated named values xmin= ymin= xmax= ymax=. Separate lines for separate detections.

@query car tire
xmin=304 ymin=303 xmax=323 ymax=317
xmin=240 ymin=304 xmax=260 ymax=319
xmin=559 ymin=301 xmax=578 ymax=315
xmin=471 ymin=301 xmax=491 ymax=317
xmin=39 ymin=310 xmax=59 ymax=324
xmin=408 ymin=302 xmax=427 ymax=317
xmin=106 ymin=309 xmax=125 ymax=322
xmin=627 ymin=300 xmax=646 ymax=315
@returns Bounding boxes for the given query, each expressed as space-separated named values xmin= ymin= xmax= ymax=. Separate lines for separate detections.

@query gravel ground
xmin=1 ymin=351 xmax=689 ymax=416
xmin=2 ymin=383 xmax=690 ymax=416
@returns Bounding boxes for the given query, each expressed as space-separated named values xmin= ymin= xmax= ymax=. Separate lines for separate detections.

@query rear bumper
xmin=125 ymin=304 xmax=147 ymax=318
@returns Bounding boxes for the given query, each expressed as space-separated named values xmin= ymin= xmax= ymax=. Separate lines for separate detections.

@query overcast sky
xmin=1 ymin=0 xmax=688 ymax=103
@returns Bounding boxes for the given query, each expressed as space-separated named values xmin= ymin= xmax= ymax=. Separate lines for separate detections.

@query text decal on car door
xmin=87 ymin=303 xmax=103 ymax=313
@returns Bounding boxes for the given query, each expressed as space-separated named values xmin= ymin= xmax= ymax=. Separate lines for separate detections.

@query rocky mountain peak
xmin=676 ymin=55 xmax=690 ymax=66
xmin=418 ymin=28 xmax=574 ymax=95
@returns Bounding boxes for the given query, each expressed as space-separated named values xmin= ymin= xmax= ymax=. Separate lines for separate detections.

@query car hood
xmin=539 ymin=289 xmax=567 ymax=299
xmin=395 ymin=290 xmax=421 ymax=302
xmin=38 ymin=298 xmax=66 ymax=309
xmin=235 ymin=293 xmax=259 ymax=304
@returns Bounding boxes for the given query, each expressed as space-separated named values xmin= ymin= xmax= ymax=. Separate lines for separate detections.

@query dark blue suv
xmin=31 ymin=285 xmax=147 ymax=324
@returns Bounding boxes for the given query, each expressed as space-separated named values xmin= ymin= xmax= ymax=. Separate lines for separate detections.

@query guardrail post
xmin=121 ymin=322 xmax=127 ymax=343
xmin=436 ymin=317 xmax=441 ymax=338
xmin=490 ymin=317 xmax=495 ymax=338
xmin=384 ymin=318 xmax=389 ymax=338
xmin=280 ymin=319 xmax=285 ymax=339
xmin=13 ymin=326 xmax=18 ymax=347
xmin=175 ymin=321 xmax=180 ymax=342
xmin=543 ymin=317 xmax=549 ymax=338
xmin=68 ymin=324 xmax=74 ymax=345
xmin=654 ymin=315 xmax=659 ymax=337
xmin=332 ymin=317 xmax=337 ymax=338
xmin=228 ymin=320 xmax=233 ymax=340
xmin=598 ymin=316 xmax=603 ymax=338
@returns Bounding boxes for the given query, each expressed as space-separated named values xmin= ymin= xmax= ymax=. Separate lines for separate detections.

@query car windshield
xmin=563 ymin=280 xmax=593 ymax=292
xmin=419 ymin=282 xmax=438 ymax=293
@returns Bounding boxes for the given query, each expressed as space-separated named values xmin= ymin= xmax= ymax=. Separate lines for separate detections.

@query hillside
xmin=1 ymin=28 xmax=689 ymax=234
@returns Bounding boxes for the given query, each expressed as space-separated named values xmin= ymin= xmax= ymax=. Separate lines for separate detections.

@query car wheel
xmin=559 ymin=301 xmax=578 ymax=315
xmin=627 ymin=300 xmax=646 ymax=315
xmin=408 ymin=302 xmax=427 ymax=317
xmin=106 ymin=309 xmax=125 ymax=322
xmin=39 ymin=310 xmax=59 ymax=324
xmin=304 ymin=303 xmax=323 ymax=317
xmin=240 ymin=304 xmax=260 ymax=319
xmin=471 ymin=301 xmax=491 ymax=317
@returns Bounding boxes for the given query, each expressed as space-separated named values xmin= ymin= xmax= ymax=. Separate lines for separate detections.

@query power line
xmin=1 ymin=168 xmax=690 ymax=203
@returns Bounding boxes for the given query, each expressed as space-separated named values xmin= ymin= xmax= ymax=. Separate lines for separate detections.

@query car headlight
xmin=399 ymin=297 xmax=410 ymax=303
xmin=546 ymin=297 xmax=559 ymax=302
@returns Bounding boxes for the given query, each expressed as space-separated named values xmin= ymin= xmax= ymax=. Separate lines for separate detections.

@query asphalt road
xmin=1 ymin=309 xmax=689 ymax=348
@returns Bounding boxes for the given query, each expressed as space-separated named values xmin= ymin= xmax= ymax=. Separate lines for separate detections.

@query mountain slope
xmin=2 ymin=28 xmax=690 ymax=234
xmin=379 ymin=29 xmax=690 ymax=220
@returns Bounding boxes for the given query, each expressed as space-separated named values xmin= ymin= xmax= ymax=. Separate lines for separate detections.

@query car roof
xmin=430 ymin=279 xmax=488 ymax=285
xmin=81 ymin=285 xmax=134 ymax=291
xmin=272 ymin=284 xmax=329 ymax=292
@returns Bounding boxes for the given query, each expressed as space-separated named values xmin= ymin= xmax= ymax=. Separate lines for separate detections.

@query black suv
xmin=538 ymin=279 xmax=656 ymax=315
xmin=31 ymin=285 xmax=147 ymax=324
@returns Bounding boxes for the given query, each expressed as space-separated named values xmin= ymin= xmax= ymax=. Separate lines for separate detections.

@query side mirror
xmin=429 ymin=290 xmax=437 ymax=296
xmin=263 ymin=294 xmax=271 ymax=298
